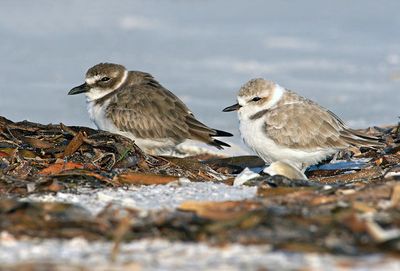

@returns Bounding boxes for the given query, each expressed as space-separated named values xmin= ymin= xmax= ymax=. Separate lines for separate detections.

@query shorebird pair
xmin=69 ymin=63 xmax=382 ymax=171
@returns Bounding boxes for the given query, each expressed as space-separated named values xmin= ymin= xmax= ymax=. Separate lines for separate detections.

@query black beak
xmin=223 ymin=103 xmax=242 ymax=112
xmin=68 ymin=83 xmax=90 ymax=95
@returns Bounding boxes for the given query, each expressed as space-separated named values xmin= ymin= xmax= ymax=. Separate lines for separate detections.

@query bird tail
xmin=208 ymin=129 xmax=233 ymax=149
xmin=209 ymin=138 xmax=231 ymax=149
xmin=341 ymin=128 xmax=385 ymax=148
xmin=185 ymin=115 xmax=233 ymax=149
xmin=214 ymin=129 xmax=233 ymax=137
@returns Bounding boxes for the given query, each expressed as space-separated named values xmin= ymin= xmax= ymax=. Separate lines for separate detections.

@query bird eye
xmin=101 ymin=77 xmax=110 ymax=82
xmin=251 ymin=97 xmax=261 ymax=102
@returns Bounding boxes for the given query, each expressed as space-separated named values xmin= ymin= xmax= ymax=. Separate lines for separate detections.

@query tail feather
xmin=210 ymin=129 xmax=232 ymax=149
xmin=209 ymin=138 xmax=231 ymax=149
xmin=214 ymin=129 xmax=233 ymax=137
xmin=186 ymin=116 xmax=233 ymax=138
xmin=341 ymin=129 xmax=385 ymax=148
xmin=185 ymin=114 xmax=233 ymax=149
xmin=188 ymin=128 xmax=232 ymax=150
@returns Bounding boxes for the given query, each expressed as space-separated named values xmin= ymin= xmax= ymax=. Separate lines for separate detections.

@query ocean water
xmin=0 ymin=0 xmax=399 ymax=148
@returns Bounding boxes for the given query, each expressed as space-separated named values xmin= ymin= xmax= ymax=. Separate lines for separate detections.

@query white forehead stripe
xmin=86 ymin=75 xmax=102 ymax=85
xmin=265 ymin=84 xmax=284 ymax=108
xmin=85 ymin=70 xmax=128 ymax=87
xmin=84 ymin=70 xmax=129 ymax=102
xmin=237 ymin=96 xmax=246 ymax=106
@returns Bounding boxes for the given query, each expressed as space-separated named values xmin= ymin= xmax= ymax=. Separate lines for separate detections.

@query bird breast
xmin=86 ymin=99 xmax=114 ymax=131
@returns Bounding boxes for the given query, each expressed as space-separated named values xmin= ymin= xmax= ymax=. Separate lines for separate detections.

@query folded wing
xmin=264 ymin=101 xmax=382 ymax=150
xmin=106 ymin=81 xmax=232 ymax=148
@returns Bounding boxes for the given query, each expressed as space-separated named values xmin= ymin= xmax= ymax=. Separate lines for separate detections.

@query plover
xmin=223 ymin=78 xmax=383 ymax=171
xmin=68 ymin=63 xmax=232 ymax=153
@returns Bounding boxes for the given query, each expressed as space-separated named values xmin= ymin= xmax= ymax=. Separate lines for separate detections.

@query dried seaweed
xmin=0 ymin=116 xmax=219 ymax=195
xmin=1 ymin=116 xmax=400 ymax=256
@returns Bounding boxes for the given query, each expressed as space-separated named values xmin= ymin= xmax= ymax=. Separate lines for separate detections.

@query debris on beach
xmin=1 ymin=115 xmax=400 ymax=268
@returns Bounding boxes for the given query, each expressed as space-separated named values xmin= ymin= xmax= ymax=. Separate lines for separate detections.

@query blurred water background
xmin=1 ymin=0 xmax=399 ymax=148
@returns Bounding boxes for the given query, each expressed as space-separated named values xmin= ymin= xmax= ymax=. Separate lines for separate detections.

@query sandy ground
xmin=0 ymin=180 xmax=396 ymax=270
xmin=1 ymin=234 xmax=399 ymax=271
xmin=25 ymin=182 xmax=258 ymax=215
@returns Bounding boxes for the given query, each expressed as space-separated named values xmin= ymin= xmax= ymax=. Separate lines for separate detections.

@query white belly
xmin=87 ymin=100 xmax=114 ymax=132
xmin=239 ymin=117 xmax=336 ymax=170
xmin=86 ymin=100 xmax=176 ymax=153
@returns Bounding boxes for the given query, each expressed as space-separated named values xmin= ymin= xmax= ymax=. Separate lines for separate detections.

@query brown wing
xmin=264 ymin=101 xmax=349 ymax=150
xmin=106 ymin=82 xmax=230 ymax=147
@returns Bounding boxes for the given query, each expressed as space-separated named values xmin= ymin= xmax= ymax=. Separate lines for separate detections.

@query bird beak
xmin=68 ymin=83 xmax=90 ymax=95
xmin=223 ymin=103 xmax=242 ymax=112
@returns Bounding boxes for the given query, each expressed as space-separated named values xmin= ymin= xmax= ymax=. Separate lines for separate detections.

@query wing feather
xmin=264 ymin=102 xmax=348 ymax=150
xmin=106 ymin=84 xmax=190 ymax=143
xmin=105 ymin=81 xmax=231 ymax=147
